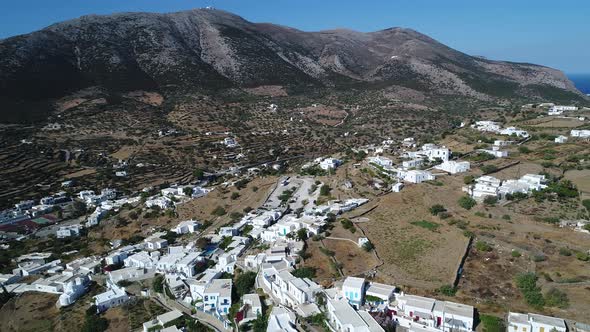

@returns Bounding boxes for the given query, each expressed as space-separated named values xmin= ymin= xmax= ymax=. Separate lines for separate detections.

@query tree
xmin=429 ymin=204 xmax=446 ymax=216
xmin=234 ymin=271 xmax=257 ymax=298
xmin=296 ymin=228 xmax=308 ymax=241
xmin=483 ymin=196 xmax=498 ymax=206
xmin=183 ymin=187 xmax=194 ymax=196
xmin=193 ymin=168 xmax=205 ymax=180
xmin=458 ymin=196 xmax=476 ymax=210
xmin=463 ymin=175 xmax=475 ymax=185
xmin=231 ymin=192 xmax=240 ymax=200
xmin=212 ymin=206 xmax=226 ymax=216
xmin=362 ymin=241 xmax=375 ymax=252
xmin=583 ymin=199 xmax=590 ymax=214
xmin=319 ymin=184 xmax=331 ymax=196
xmin=252 ymin=313 xmax=268 ymax=332
xmin=152 ymin=275 xmax=164 ymax=293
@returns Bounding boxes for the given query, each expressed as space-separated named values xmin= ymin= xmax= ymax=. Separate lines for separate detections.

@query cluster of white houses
xmin=463 ymin=174 xmax=547 ymax=201
xmin=367 ymin=141 xmax=472 ymax=191
xmin=471 ymin=121 xmax=530 ymax=138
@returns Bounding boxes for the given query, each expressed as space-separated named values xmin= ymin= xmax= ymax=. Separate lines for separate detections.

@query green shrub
xmin=475 ymin=241 xmax=492 ymax=252
xmin=511 ymin=250 xmax=521 ymax=258
xmin=212 ymin=206 xmax=226 ymax=216
xmin=544 ymin=287 xmax=569 ymax=308
xmin=559 ymin=248 xmax=572 ymax=256
xmin=458 ymin=196 xmax=477 ymax=210
xmin=515 ymin=273 xmax=545 ymax=308
xmin=438 ymin=284 xmax=457 ymax=296
xmin=292 ymin=267 xmax=317 ymax=279
xmin=411 ymin=220 xmax=440 ymax=231
xmin=575 ymin=252 xmax=589 ymax=261
xmin=480 ymin=314 xmax=505 ymax=332
xmin=429 ymin=204 xmax=446 ymax=216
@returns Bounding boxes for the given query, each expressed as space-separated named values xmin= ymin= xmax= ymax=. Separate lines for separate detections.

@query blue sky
xmin=0 ymin=0 xmax=588 ymax=73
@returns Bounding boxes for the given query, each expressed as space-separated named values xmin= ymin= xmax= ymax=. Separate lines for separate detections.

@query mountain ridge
xmin=0 ymin=8 xmax=586 ymax=122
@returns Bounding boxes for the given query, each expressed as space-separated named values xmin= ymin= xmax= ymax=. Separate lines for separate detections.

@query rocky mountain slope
xmin=0 ymin=8 xmax=585 ymax=121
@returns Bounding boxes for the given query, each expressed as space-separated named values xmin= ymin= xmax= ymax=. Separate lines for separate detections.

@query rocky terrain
xmin=0 ymin=8 xmax=586 ymax=122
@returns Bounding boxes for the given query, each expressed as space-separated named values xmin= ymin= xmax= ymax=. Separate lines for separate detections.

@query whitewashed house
xmin=369 ymin=156 xmax=393 ymax=168
xmin=171 ymin=220 xmax=200 ymax=234
xmin=402 ymin=170 xmax=435 ymax=184
xmin=554 ymin=135 xmax=568 ymax=143
xmin=202 ymin=279 xmax=232 ymax=315
xmin=508 ymin=312 xmax=567 ymax=332
xmin=143 ymin=310 xmax=184 ymax=332
xmin=402 ymin=158 xmax=424 ymax=169
xmin=392 ymin=182 xmax=404 ymax=192
xmin=392 ymin=294 xmax=474 ymax=332
xmin=434 ymin=161 xmax=470 ymax=174
xmin=471 ymin=121 xmax=501 ymax=133
xmin=479 ymin=146 xmax=508 ymax=158
xmin=571 ymin=129 xmax=590 ymax=138
xmin=463 ymin=175 xmax=501 ymax=201
xmin=124 ymin=251 xmax=160 ymax=270
xmin=319 ymin=157 xmax=342 ymax=170
xmin=267 ymin=307 xmax=298 ymax=332
xmin=325 ymin=290 xmax=384 ymax=332
xmin=56 ymin=224 xmax=82 ymax=238
xmin=94 ymin=281 xmax=129 ymax=313
xmin=500 ymin=127 xmax=529 ymax=138
xmin=109 ymin=267 xmax=151 ymax=283
xmin=342 ymin=277 xmax=366 ymax=309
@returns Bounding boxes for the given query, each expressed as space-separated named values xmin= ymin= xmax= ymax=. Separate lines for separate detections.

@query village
xmin=1 ymin=101 xmax=590 ymax=332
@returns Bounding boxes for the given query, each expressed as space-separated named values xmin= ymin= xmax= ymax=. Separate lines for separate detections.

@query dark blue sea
xmin=568 ymin=73 xmax=590 ymax=94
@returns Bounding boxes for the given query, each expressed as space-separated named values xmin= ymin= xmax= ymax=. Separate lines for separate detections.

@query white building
xmin=238 ymin=293 xmax=263 ymax=325
xmin=500 ymin=127 xmax=529 ymax=138
xmin=508 ymin=312 xmax=567 ymax=332
xmin=109 ymin=267 xmax=151 ymax=283
xmin=434 ymin=161 xmax=470 ymax=174
xmin=262 ymin=264 xmax=321 ymax=308
xmin=392 ymin=182 xmax=404 ymax=193
xmin=124 ymin=251 xmax=160 ymax=270
xmin=393 ymin=294 xmax=474 ymax=332
xmin=325 ymin=290 xmax=384 ymax=332
xmin=143 ymin=310 xmax=184 ymax=332
xmin=401 ymin=170 xmax=435 ymax=184
xmin=406 ymin=144 xmax=451 ymax=162
xmin=202 ymin=279 xmax=232 ymax=316
xmin=554 ymin=135 xmax=568 ymax=143
xmin=145 ymin=196 xmax=172 ymax=210
xmin=498 ymin=174 xmax=547 ymax=199
xmin=342 ymin=277 xmax=366 ymax=309
xmin=369 ymin=156 xmax=393 ymax=168
xmin=463 ymin=176 xmax=501 ymax=201
xmin=267 ymin=307 xmax=298 ymax=332
xmin=94 ymin=281 xmax=129 ymax=313
xmin=571 ymin=129 xmax=590 ymax=138
xmin=552 ymin=105 xmax=578 ymax=111
xmin=402 ymin=158 xmax=424 ymax=169
xmin=471 ymin=121 xmax=501 ymax=133
xmin=479 ymin=147 xmax=508 ymax=158
xmin=319 ymin=157 xmax=342 ymax=170
xmin=171 ymin=220 xmax=200 ymax=234
xmin=56 ymin=224 xmax=82 ymax=238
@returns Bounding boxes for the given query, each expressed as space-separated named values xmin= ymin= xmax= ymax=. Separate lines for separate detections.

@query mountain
xmin=0 ymin=9 xmax=585 ymax=121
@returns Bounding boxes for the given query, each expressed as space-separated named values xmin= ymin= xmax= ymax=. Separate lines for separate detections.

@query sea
xmin=568 ymin=73 xmax=590 ymax=95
